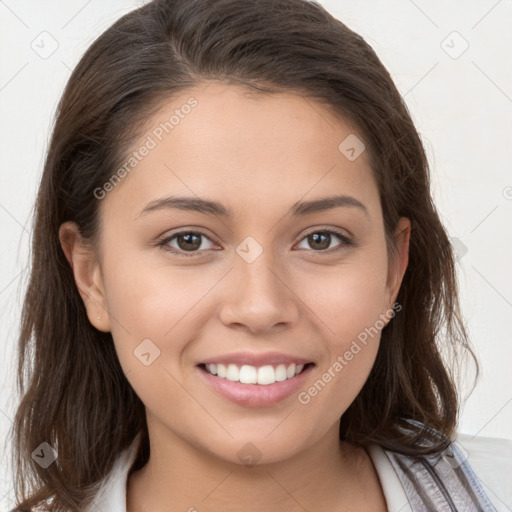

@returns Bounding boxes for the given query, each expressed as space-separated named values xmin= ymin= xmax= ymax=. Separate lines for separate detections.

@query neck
xmin=127 ymin=415 xmax=386 ymax=512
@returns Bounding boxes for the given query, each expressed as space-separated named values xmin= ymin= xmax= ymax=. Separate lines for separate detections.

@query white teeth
xmin=274 ymin=364 xmax=287 ymax=382
xmin=206 ymin=363 xmax=217 ymax=375
xmin=217 ymin=363 xmax=227 ymax=378
xmin=239 ymin=365 xmax=257 ymax=384
xmin=258 ymin=365 xmax=276 ymax=385
xmin=203 ymin=362 xmax=307 ymax=385
xmin=226 ymin=364 xmax=239 ymax=382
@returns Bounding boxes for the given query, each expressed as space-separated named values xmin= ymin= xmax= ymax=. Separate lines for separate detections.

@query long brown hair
xmin=10 ymin=0 xmax=477 ymax=510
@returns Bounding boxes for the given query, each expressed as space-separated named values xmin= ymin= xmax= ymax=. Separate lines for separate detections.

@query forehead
xmin=101 ymin=82 xmax=380 ymax=222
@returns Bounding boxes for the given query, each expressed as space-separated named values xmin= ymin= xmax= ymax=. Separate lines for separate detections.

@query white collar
xmin=85 ymin=432 xmax=142 ymax=512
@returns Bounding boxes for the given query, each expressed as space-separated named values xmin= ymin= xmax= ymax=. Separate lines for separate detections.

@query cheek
xmin=296 ymin=287 xmax=384 ymax=428
xmin=101 ymin=249 xmax=221 ymax=371
xmin=293 ymin=249 xmax=388 ymax=413
xmin=296 ymin=249 xmax=389 ymax=344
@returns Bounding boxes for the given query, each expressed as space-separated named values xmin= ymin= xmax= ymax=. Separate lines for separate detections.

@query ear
xmin=384 ymin=216 xmax=411 ymax=311
xmin=59 ymin=221 xmax=111 ymax=332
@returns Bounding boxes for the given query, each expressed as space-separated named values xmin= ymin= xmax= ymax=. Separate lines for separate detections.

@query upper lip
xmin=199 ymin=351 xmax=313 ymax=367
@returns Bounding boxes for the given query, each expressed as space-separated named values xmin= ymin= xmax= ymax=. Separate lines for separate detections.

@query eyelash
xmin=156 ymin=228 xmax=354 ymax=258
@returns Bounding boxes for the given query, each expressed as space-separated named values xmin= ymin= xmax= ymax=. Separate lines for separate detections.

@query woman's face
xmin=66 ymin=82 xmax=409 ymax=465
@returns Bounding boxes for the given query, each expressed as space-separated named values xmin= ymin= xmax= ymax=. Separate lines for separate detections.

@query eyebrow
xmin=137 ymin=194 xmax=369 ymax=218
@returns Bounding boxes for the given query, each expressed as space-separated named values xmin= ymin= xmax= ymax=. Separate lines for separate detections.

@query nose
xmin=218 ymin=252 xmax=300 ymax=334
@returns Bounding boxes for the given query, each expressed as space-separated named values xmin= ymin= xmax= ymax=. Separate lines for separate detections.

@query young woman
xmin=9 ymin=0 xmax=511 ymax=511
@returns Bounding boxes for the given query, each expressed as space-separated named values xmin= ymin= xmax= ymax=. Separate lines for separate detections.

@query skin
xmin=60 ymin=82 xmax=410 ymax=511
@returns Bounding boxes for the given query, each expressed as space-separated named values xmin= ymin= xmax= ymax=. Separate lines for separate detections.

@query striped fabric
xmin=383 ymin=421 xmax=497 ymax=511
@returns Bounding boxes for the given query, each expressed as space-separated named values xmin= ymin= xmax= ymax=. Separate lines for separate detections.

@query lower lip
xmin=197 ymin=364 xmax=314 ymax=408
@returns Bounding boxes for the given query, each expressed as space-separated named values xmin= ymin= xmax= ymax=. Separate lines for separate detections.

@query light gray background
xmin=1 ymin=0 xmax=511 ymax=508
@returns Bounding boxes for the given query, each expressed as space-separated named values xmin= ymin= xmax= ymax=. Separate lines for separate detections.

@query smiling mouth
xmin=198 ymin=362 xmax=314 ymax=386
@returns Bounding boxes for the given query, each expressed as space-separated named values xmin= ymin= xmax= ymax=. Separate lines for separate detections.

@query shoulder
xmin=454 ymin=432 xmax=512 ymax=511
xmin=369 ymin=430 xmax=512 ymax=512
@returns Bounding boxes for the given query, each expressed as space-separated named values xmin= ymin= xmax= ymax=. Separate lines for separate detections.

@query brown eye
xmin=306 ymin=232 xmax=332 ymax=250
xmin=296 ymin=229 xmax=352 ymax=252
xmin=160 ymin=231 xmax=217 ymax=256
xmin=176 ymin=232 xmax=203 ymax=251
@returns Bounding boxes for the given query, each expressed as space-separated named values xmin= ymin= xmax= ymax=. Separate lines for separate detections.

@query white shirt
xmin=85 ymin=432 xmax=512 ymax=512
